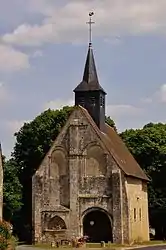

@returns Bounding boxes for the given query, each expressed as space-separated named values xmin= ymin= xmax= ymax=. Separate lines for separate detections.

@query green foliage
xmin=3 ymin=159 xmax=22 ymax=221
xmin=120 ymin=123 xmax=166 ymax=209
xmin=105 ymin=116 xmax=117 ymax=131
xmin=120 ymin=123 xmax=166 ymax=237
xmin=9 ymin=235 xmax=18 ymax=250
xmin=0 ymin=221 xmax=11 ymax=239
xmin=0 ymin=237 xmax=7 ymax=250
xmin=0 ymin=221 xmax=12 ymax=250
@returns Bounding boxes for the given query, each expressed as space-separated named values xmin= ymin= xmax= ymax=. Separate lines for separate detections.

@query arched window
xmin=48 ymin=216 xmax=67 ymax=230
xmin=51 ymin=150 xmax=67 ymax=176
xmin=85 ymin=145 xmax=106 ymax=177
xmin=50 ymin=149 xmax=69 ymax=207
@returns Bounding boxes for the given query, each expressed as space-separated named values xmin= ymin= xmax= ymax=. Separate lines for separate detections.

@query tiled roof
xmin=79 ymin=106 xmax=149 ymax=181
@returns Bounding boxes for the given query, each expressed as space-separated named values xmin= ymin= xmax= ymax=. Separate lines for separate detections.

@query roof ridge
xmin=78 ymin=106 xmax=149 ymax=181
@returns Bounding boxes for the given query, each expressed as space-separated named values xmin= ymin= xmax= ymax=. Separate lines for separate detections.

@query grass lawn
xmin=31 ymin=240 xmax=166 ymax=249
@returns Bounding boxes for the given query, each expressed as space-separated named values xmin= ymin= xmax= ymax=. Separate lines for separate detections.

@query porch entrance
xmin=83 ymin=209 xmax=112 ymax=243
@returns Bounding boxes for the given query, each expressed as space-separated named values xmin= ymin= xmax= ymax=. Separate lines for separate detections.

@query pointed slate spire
xmin=74 ymin=44 xmax=106 ymax=93
xmin=74 ymin=12 xmax=106 ymax=132
xmin=83 ymin=44 xmax=98 ymax=83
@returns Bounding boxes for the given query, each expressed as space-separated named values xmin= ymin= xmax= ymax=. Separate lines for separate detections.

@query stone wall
xmin=125 ymin=177 xmax=149 ymax=243
xmin=121 ymin=174 xmax=129 ymax=243
xmin=68 ymin=110 xmax=114 ymax=240
xmin=32 ymin=165 xmax=44 ymax=243
xmin=32 ymin=107 xmax=148 ymax=244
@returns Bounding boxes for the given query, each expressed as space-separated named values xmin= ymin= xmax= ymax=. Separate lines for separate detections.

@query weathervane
xmin=87 ymin=12 xmax=95 ymax=47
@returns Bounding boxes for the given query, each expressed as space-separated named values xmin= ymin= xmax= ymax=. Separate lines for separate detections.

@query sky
xmin=1 ymin=0 xmax=166 ymax=158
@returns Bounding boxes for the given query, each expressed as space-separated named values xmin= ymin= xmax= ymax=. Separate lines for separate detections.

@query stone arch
xmin=84 ymin=143 xmax=107 ymax=177
xmin=82 ymin=207 xmax=112 ymax=242
xmin=51 ymin=148 xmax=67 ymax=176
xmin=48 ymin=215 xmax=67 ymax=230
xmin=50 ymin=148 xmax=69 ymax=207
xmin=82 ymin=207 xmax=112 ymax=223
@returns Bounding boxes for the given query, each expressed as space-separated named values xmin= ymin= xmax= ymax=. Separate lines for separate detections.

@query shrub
xmin=0 ymin=234 xmax=8 ymax=250
xmin=8 ymin=236 xmax=18 ymax=250
xmin=0 ymin=221 xmax=11 ymax=239
xmin=0 ymin=220 xmax=12 ymax=250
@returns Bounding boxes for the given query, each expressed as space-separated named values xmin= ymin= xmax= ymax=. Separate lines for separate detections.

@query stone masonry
xmin=32 ymin=106 xmax=149 ymax=244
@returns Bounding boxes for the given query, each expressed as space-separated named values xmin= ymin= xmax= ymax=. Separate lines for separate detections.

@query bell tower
xmin=73 ymin=12 xmax=107 ymax=132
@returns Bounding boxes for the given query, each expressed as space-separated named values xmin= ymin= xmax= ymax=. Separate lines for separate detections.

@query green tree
xmin=3 ymin=159 xmax=22 ymax=221
xmin=105 ymin=116 xmax=117 ymax=131
xmin=120 ymin=123 xmax=166 ymax=238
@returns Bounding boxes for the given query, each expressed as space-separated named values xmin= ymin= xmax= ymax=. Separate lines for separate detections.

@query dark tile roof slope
xmin=79 ymin=105 xmax=149 ymax=181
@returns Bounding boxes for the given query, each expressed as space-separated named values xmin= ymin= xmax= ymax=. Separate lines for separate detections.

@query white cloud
xmin=3 ymin=23 xmax=55 ymax=46
xmin=141 ymin=97 xmax=153 ymax=104
xmin=142 ymin=83 xmax=166 ymax=104
xmin=31 ymin=50 xmax=43 ymax=58
xmin=2 ymin=0 xmax=166 ymax=47
xmin=158 ymin=84 xmax=166 ymax=102
xmin=6 ymin=119 xmax=30 ymax=135
xmin=43 ymin=99 xmax=74 ymax=111
xmin=106 ymin=104 xmax=143 ymax=118
xmin=0 ymin=45 xmax=29 ymax=72
xmin=0 ymin=82 xmax=11 ymax=104
xmin=1 ymin=119 xmax=30 ymax=159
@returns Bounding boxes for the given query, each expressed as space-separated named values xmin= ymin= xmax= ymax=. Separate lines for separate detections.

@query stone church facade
xmin=32 ymin=43 xmax=149 ymax=244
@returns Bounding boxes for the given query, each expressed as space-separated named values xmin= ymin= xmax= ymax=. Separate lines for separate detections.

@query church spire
xmin=74 ymin=44 xmax=105 ymax=92
xmin=83 ymin=43 xmax=98 ymax=85
xmin=74 ymin=12 xmax=106 ymax=93
xmin=74 ymin=12 xmax=106 ymax=132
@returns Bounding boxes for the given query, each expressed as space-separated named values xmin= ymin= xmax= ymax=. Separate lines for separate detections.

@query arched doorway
xmin=83 ymin=209 xmax=112 ymax=243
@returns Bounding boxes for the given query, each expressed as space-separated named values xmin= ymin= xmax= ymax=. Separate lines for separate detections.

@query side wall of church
xmin=0 ymin=153 xmax=3 ymax=220
xmin=125 ymin=177 xmax=149 ymax=243
xmin=32 ymin=163 xmax=45 ymax=243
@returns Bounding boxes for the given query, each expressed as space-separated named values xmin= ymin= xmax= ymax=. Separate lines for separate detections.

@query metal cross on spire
xmin=87 ymin=12 xmax=95 ymax=47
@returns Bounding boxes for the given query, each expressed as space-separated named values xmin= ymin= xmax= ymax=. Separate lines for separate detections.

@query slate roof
xmin=79 ymin=105 xmax=149 ymax=181
xmin=74 ymin=45 xmax=106 ymax=94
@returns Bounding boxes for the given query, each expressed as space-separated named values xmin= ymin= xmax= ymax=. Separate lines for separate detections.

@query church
xmin=32 ymin=19 xmax=150 ymax=244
